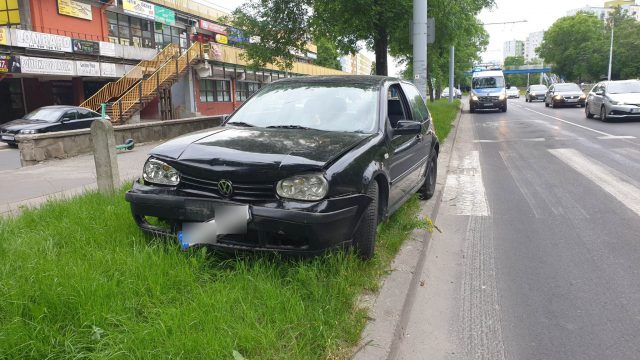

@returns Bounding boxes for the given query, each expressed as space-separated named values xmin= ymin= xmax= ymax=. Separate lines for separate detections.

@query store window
xmin=235 ymin=81 xmax=261 ymax=102
xmin=0 ymin=78 xmax=24 ymax=124
xmin=155 ymin=23 xmax=187 ymax=52
xmin=199 ymin=79 xmax=231 ymax=102
xmin=0 ymin=0 xmax=20 ymax=26
xmin=107 ymin=12 xmax=154 ymax=48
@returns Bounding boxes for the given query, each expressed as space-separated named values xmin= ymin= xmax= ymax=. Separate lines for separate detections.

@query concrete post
xmin=448 ymin=46 xmax=455 ymax=103
xmin=413 ymin=0 xmax=428 ymax=99
xmin=91 ymin=119 xmax=120 ymax=194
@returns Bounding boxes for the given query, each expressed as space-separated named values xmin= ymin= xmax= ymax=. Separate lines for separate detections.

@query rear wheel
xmin=353 ymin=181 xmax=379 ymax=260
xmin=585 ymin=103 xmax=594 ymax=118
xmin=420 ymin=154 xmax=438 ymax=200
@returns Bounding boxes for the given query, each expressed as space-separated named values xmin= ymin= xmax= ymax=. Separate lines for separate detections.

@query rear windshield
xmin=472 ymin=76 xmax=505 ymax=90
xmin=554 ymin=83 xmax=580 ymax=92
xmin=608 ymin=81 xmax=640 ymax=94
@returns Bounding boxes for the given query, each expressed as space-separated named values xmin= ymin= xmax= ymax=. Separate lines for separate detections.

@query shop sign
xmin=154 ymin=5 xmax=175 ymax=26
xmin=100 ymin=63 xmax=117 ymax=77
xmin=76 ymin=61 xmax=100 ymax=77
xmin=72 ymin=39 xmax=100 ymax=55
xmin=57 ymin=0 xmax=93 ymax=20
xmin=0 ymin=55 xmax=19 ymax=73
xmin=15 ymin=30 xmax=73 ymax=52
xmin=99 ymin=41 xmax=116 ymax=57
xmin=0 ymin=28 xmax=7 ymax=45
xmin=20 ymin=56 xmax=75 ymax=76
xmin=307 ymin=52 xmax=318 ymax=60
xmin=214 ymin=34 xmax=228 ymax=45
xmin=122 ymin=0 xmax=155 ymax=21
xmin=228 ymin=28 xmax=248 ymax=44
xmin=199 ymin=20 xmax=227 ymax=35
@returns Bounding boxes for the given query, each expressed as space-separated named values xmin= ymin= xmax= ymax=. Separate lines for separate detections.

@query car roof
xmin=472 ymin=70 xmax=504 ymax=78
xmin=36 ymin=105 xmax=87 ymax=110
xmin=272 ymin=75 xmax=398 ymax=88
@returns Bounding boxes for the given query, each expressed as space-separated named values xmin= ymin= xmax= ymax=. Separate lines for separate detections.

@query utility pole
xmin=413 ymin=0 xmax=428 ymax=99
xmin=608 ymin=19 xmax=614 ymax=81
xmin=448 ymin=46 xmax=455 ymax=103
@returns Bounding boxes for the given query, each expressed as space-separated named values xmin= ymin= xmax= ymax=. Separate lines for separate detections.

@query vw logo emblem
xmin=218 ymin=179 xmax=233 ymax=197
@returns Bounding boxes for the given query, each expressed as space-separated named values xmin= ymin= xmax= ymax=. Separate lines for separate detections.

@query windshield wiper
xmin=266 ymin=125 xmax=317 ymax=130
xmin=226 ymin=121 xmax=255 ymax=127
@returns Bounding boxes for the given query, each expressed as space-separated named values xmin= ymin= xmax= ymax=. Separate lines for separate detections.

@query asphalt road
xmin=0 ymin=143 xmax=20 ymax=171
xmin=396 ymin=98 xmax=640 ymax=359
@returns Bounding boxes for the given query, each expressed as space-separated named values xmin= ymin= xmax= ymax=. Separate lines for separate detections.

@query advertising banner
xmin=199 ymin=20 xmax=227 ymax=35
xmin=0 ymin=27 xmax=7 ymax=45
xmin=100 ymin=63 xmax=117 ymax=77
xmin=99 ymin=41 xmax=116 ymax=57
xmin=76 ymin=61 xmax=100 ymax=77
xmin=20 ymin=56 xmax=75 ymax=76
xmin=72 ymin=39 xmax=100 ymax=55
xmin=154 ymin=5 xmax=175 ymax=26
xmin=15 ymin=30 xmax=72 ymax=52
xmin=228 ymin=28 xmax=248 ymax=44
xmin=0 ymin=55 xmax=19 ymax=73
xmin=122 ymin=0 xmax=155 ymax=21
xmin=214 ymin=34 xmax=228 ymax=45
xmin=57 ymin=0 xmax=93 ymax=20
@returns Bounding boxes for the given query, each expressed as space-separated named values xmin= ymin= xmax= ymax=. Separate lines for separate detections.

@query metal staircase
xmin=107 ymin=42 xmax=204 ymax=123
xmin=80 ymin=44 xmax=180 ymax=113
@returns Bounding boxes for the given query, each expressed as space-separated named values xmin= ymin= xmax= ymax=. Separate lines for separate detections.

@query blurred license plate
xmin=1 ymin=135 xmax=14 ymax=141
xmin=178 ymin=204 xmax=250 ymax=248
xmin=631 ymin=108 xmax=640 ymax=113
xmin=567 ymin=99 xmax=578 ymax=103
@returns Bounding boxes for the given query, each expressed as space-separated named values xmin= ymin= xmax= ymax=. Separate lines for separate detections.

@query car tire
xmin=353 ymin=181 xmax=379 ymax=260
xmin=470 ymin=106 xmax=475 ymax=113
xmin=600 ymin=105 xmax=609 ymax=122
xmin=525 ymin=97 xmax=529 ymax=102
xmin=585 ymin=103 xmax=594 ymax=118
xmin=545 ymin=101 xmax=549 ymax=107
xmin=502 ymin=104 xmax=507 ymax=112
xmin=551 ymin=102 xmax=556 ymax=109
xmin=420 ymin=154 xmax=438 ymax=200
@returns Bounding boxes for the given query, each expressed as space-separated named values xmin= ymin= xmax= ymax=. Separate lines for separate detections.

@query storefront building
xmin=0 ymin=0 xmax=341 ymax=125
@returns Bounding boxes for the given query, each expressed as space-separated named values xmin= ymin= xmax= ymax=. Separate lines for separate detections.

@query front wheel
xmin=353 ymin=181 xmax=379 ymax=260
xmin=420 ymin=154 xmax=438 ymax=200
xmin=585 ymin=103 xmax=594 ymax=118
xmin=501 ymin=104 xmax=507 ymax=112
xmin=600 ymin=105 xmax=609 ymax=122
xmin=545 ymin=101 xmax=549 ymax=107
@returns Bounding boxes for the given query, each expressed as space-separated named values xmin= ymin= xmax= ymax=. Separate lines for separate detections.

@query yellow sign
xmin=57 ymin=0 xmax=93 ymax=20
xmin=0 ymin=28 xmax=7 ymax=45
xmin=214 ymin=34 xmax=228 ymax=45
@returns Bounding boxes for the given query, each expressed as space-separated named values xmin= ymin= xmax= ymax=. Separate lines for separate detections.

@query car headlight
xmin=143 ymin=158 xmax=180 ymax=186
xmin=20 ymin=129 xmax=38 ymax=134
xmin=580 ymin=94 xmax=586 ymax=99
xmin=554 ymin=95 xmax=563 ymax=100
xmin=276 ymin=173 xmax=328 ymax=201
xmin=609 ymin=99 xmax=623 ymax=105
xmin=471 ymin=95 xmax=479 ymax=101
xmin=499 ymin=94 xmax=506 ymax=100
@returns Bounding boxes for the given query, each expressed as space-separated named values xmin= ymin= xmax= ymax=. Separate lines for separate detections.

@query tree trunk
xmin=427 ymin=65 xmax=434 ymax=102
xmin=372 ymin=2 xmax=388 ymax=76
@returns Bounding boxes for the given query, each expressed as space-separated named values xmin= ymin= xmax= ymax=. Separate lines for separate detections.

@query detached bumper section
xmin=125 ymin=181 xmax=371 ymax=255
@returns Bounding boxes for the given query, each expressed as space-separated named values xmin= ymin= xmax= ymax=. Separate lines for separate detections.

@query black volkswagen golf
xmin=126 ymin=76 xmax=439 ymax=259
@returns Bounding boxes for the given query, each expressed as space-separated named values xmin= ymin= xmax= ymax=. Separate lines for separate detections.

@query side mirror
xmin=506 ymin=84 xmax=512 ymax=89
xmin=393 ymin=120 xmax=422 ymax=136
xmin=595 ymin=90 xmax=604 ymax=96
xmin=60 ymin=117 xmax=72 ymax=123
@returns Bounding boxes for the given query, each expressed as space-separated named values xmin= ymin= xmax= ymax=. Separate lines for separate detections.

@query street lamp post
xmin=608 ymin=19 xmax=614 ymax=81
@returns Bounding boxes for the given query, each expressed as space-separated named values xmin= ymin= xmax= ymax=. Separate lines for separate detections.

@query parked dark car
xmin=585 ymin=80 xmax=640 ymax=121
xmin=0 ymin=105 xmax=107 ymax=146
xmin=544 ymin=83 xmax=586 ymax=108
xmin=525 ymin=84 xmax=548 ymax=102
xmin=125 ymin=76 xmax=440 ymax=259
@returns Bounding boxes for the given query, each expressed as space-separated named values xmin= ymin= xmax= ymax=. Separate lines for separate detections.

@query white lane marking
xmin=442 ymin=150 xmax=490 ymax=216
xmin=523 ymin=107 xmax=617 ymax=137
xmin=474 ymin=138 xmax=545 ymax=143
xmin=597 ymin=135 xmax=637 ymax=140
xmin=549 ymin=148 xmax=640 ymax=217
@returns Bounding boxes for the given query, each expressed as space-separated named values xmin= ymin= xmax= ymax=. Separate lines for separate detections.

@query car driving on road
xmin=506 ymin=86 xmax=520 ymax=99
xmin=0 ymin=106 xmax=107 ymax=147
xmin=125 ymin=76 xmax=440 ymax=260
xmin=525 ymin=84 xmax=548 ymax=102
xmin=469 ymin=69 xmax=508 ymax=113
xmin=585 ymin=80 xmax=640 ymax=121
xmin=544 ymin=83 xmax=586 ymax=108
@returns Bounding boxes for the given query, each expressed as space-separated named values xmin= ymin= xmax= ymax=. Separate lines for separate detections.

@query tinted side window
xmin=63 ymin=111 xmax=78 ymax=120
xmin=401 ymin=83 xmax=430 ymax=122
xmin=78 ymin=110 xmax=94 ymax=119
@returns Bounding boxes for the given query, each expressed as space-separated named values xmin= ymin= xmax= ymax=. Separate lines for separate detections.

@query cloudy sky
xmin=196 ymin=0 xmax=609 ymax=73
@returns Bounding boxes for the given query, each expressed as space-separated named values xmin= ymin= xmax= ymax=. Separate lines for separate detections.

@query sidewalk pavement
xmin=0 ymin=142 xmax=159 ymax=217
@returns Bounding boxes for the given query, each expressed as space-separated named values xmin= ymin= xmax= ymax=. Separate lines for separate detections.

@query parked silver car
xmin=585 ymin=80 xmax=640 ymax=121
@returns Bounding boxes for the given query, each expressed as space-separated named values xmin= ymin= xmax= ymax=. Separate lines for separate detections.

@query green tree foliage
xmin=231 ymin=0 xmax=493 ymax=79
xmin=539 ymin=9 xmax=640 ymax=82
xmin=503 ymin=56 xmax=528 ymax=88
xmin=314 ymin=37 xmax=341 ymax=70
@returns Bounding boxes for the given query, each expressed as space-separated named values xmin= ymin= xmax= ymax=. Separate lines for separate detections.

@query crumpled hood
xmin=150 ymin=127 xmax=372 ymax=181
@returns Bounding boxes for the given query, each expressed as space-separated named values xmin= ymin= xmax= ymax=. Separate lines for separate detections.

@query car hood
xmin=150 ymin=127 xmax=373 ymax=181
xmin=473 ymin=88 xmax=504 ymax=96
xmin=0 ymin=119 xmax=53 ymax=132
xmin=608 ymin=93 xmax=640 ymax=104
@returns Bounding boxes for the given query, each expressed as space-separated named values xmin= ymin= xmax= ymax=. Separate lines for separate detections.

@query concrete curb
xmin=352 ymin=105 xmax=464 ymax=360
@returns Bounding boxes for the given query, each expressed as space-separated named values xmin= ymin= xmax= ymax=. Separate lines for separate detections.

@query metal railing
xmin=80 ymin=44 xmax=180 ymax=111
xmin=109 ymin=42 xmax=203 ymax=122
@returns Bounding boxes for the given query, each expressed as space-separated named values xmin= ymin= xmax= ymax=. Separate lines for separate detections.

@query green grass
xmin=428 ymin=98 xmax=462 ymax=141
xmin=0 ymin=188 xmax=430 ymax=359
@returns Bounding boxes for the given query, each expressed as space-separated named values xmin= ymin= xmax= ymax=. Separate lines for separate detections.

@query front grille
xmin=563 ymin=95 xmax=580 ymax=100
xmin=479 ymin=96 xmax=499 ymax=102
xmin=180 ymin=174 xmax=276 ymax=201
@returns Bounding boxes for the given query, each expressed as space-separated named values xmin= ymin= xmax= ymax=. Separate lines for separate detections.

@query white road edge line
xmin=597 ymin=135 xmax=637 ymax=140
xmin=522 ymin=107 xmax=635 ymax=138
xmin=474 ymin=138 xmax=546 ymax=143
xmin=549 ymin=148 xmax=640 ymax=217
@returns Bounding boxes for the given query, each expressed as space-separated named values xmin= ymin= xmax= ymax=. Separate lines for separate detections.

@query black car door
xmin=77 ymin=109 xmax=100 ymax=129
xmin=59 ymin=110 xmax=79 ymax=130
xmin=387 ymin=84 xmax=426 ymax=208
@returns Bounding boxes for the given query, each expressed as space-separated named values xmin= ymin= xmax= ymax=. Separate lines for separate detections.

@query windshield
xmin=608 ymin=81 xmax=640 ymax=94
xmin=227 ymin=82 xmax=379 ymax=133
xmin=554 ymin=83 xmax=580 ymax=92
xmin=23 ymin=108 xmax=65 ymax=122
xmin=530 ymin=85 xmax=548 ymax=92
xmin=472 ymin=76 xmax=505 ymax=90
